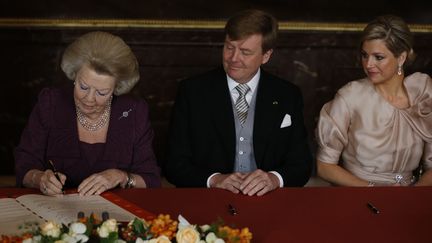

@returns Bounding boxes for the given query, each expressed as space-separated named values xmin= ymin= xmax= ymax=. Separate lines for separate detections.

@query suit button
xmin=239 ymin=151 xmax=244 ymax=155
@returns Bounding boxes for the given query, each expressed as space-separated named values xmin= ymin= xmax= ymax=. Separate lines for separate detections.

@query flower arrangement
xmin=1 ymin=213 xmax=252 ymax=243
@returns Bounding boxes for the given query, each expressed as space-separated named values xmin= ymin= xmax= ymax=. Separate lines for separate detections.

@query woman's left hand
xmin=78 ymin=169 xmax=126 ymax=196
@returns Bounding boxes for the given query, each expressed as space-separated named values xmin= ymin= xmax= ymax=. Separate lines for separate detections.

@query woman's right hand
xmin=39 ymin=170 xmax=66 ymax=196
xmin=317 ymin=160 xmax=371 ymax=186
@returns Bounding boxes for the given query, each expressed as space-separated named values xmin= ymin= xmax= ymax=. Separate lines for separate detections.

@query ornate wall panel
xmin=0 ymin=17 xmax=431 ymax=176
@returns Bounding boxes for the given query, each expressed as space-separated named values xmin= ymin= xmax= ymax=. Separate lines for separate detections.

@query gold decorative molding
xmin=0 ymin=18 xmax=431 ymax=33
xmin=0 ymin=18 xmax=225 ymax=29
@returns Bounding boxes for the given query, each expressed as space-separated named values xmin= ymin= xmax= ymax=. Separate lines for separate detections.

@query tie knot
xmin=235 ymin=84 xmax=250 ymax=96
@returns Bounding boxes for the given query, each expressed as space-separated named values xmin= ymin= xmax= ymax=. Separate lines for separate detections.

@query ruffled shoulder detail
xmin=401 ymin=72 xmax=432 ymax=142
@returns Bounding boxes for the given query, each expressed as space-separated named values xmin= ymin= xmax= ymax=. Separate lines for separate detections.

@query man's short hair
xmin=224 ymin=9 xmax=278 ymax=53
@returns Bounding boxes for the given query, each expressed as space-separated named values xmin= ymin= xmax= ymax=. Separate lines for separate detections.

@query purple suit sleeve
xmin=14 ymin=88 xmax=52 ymax=187
xmin=131 ymin=100 xmax=161 ymax=188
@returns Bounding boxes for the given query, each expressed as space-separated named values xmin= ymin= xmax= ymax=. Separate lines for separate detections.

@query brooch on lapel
xmin=118 ymin=109 xmax=132 ymax=120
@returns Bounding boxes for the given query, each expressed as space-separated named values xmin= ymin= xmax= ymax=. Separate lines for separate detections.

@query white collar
xmin=227 ymin=68 xmax=260 ymax=93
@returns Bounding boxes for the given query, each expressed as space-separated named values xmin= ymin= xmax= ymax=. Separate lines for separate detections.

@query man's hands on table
xmin=210 ymin=169 xmax=280 ymax=196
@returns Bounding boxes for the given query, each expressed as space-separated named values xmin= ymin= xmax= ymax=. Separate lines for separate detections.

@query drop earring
xmin=397 ymin=65 xmax=402 ymax=76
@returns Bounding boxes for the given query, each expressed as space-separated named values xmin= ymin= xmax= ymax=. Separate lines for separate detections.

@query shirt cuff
xmin=269 ymin=171 xmax=284 ymax=187
xmin=207 ymin=172 xmax=221 ymax=188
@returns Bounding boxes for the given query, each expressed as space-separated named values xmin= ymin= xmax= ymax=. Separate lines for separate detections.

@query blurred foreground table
xmin=117 ymin=187 xmax=432 ymax=243
xmin=2 ymin=187 xmax=431 ymax=242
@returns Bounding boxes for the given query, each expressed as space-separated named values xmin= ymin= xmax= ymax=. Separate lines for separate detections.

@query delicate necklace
xmin=76 ymin=97 xmax=112 ymax=132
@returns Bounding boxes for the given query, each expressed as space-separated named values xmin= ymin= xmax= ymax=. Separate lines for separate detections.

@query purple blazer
xmin=15 ymin=86 xmax=161 ymax=188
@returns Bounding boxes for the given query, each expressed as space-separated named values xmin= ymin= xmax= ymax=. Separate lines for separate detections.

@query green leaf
xmin=100 ymin=232 xmax=119 ymax=243
xmin=41 ymin=235 xmax=62 ymax=243
xmin=132 ymin=218 xmax=146 ymax=234
xmin=85 ymin=220 xmax=93 ymax=236
xmin=109 ymin=231 xmax=119 ymax=243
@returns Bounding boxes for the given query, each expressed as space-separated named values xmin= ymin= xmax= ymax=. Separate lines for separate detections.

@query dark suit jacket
xmin=165 ymin=67 xmax=312 ymax=187
xmin=15 ymin=85 xmax=161 ymax=188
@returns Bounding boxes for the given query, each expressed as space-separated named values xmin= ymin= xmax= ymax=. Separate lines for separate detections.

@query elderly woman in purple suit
xmin=15 ymin=31 xmax=161 ymax=196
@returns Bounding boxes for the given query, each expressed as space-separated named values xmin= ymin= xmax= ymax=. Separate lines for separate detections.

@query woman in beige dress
xmin=316 ymin=15 xmax=432 ymax=186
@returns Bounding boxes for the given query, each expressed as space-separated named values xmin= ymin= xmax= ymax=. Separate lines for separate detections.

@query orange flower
xmin=149 ymin=214 xmax=178 ymax=240
xmin=1 ymin=235 xmax=24 ymax=243
xmin=218 ymin=225 xmax=252 ymax=243
xmin=21 ymin=233 xmax=33 ymax=241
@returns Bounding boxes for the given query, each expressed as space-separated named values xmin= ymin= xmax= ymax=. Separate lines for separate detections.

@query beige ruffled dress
xmin=317 ymin=72 xmax=432 ymax=185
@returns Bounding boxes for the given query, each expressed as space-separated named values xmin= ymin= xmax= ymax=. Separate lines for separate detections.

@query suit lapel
xmin=253 ymin=71 xmax=282 ymax=166
xmin=209 ymin=69 xmax=236 ymax=163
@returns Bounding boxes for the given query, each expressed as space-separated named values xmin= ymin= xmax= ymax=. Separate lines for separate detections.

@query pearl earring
xmin=397 ymin=65 xmax=402 ymax=76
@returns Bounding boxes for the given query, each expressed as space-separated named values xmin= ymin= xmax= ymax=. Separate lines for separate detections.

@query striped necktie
xmin=235 ymin=84 xmax=251 ymax=124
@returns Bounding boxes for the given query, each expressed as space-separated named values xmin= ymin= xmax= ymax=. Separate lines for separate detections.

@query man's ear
xmin=262 ymin=49 xmax=273 ymax=64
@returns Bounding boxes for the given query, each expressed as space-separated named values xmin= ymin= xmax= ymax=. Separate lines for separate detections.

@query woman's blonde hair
xmin=61 ymin=31 xmax=139 ymax=95
xmin=361 ymin=15 xmax=416 ymax=64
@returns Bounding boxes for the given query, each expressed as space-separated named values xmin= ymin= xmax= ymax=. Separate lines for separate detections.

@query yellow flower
xmin=239 ymin=227 xmax=252 ymax=243
xmin=144 ymin=235 xmax=172 ymax=243
xmin=40 ymin=221 xmax=61 ymax=238
xmin=104 ymin=219 xmax=118 ymax=232
xmin=97 ymin=226 xmax=109 ymax=238
xmin=97 ymin=219 xmax=118 ymax=238
xmin=205 ymin=232 xmax=224 ymax=243
xmin=69 ymin=222 xmax=87 ymax=235
xmin=199 ymin=224 xmax=210 ymax=232
xmin=176 ymin=225 xmax=200 ymax=243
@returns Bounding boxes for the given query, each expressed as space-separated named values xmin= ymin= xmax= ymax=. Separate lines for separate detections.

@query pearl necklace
xmin=76 ymin=97 xmax=112 ymax=132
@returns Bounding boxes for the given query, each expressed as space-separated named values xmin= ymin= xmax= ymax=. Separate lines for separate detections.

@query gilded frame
xmin=0 ymin=18 xmax=431 ymax=33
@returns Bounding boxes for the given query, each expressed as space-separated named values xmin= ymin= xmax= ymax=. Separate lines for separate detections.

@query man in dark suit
xmin=165 ymin=9 xmax=312 ymax=196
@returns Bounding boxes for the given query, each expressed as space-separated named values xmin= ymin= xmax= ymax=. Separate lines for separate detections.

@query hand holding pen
xmin=41 ymin=160 xmax=66 ymax=195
